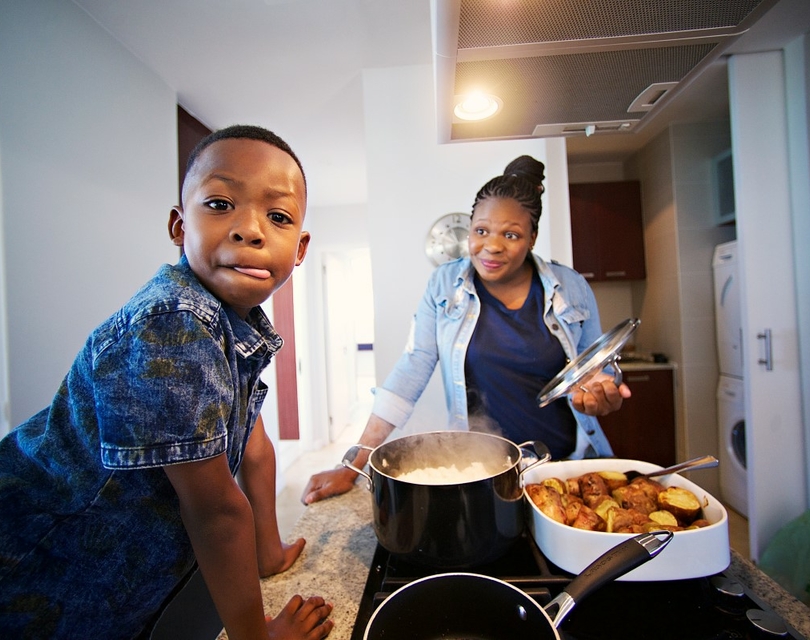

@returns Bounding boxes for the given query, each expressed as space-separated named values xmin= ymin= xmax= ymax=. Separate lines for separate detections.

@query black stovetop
xmin=350 ymin=534 xmax=806 ymax=640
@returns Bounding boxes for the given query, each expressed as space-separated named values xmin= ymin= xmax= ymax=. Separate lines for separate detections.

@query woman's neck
xmin=477 ymin=260 xmax=535 ymax=310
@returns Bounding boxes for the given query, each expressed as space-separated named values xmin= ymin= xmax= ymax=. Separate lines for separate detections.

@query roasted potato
xmin=611 ymin=485 xmax=657 ymax=515
xmin=570 ymin=503 xmax=606 ymax=531
xmin=579 ymin=472 xmax=610 ymax=506
xmin=528 ymin=469 xmax=710 ymax=534
xmin=541 ymin=477 xmax=567 ymax=495
xmin=597 ymin=470 xmax=629 ymax=492
xmin=629 ymin=476 xmax=666 ymax=500
xmin=657 ymin=487 xmax=701 ymax=523
xmin=648 ymin=509 xmax=679 ymax=527
xmin=526 ymin=484 xmax=566 ymax=524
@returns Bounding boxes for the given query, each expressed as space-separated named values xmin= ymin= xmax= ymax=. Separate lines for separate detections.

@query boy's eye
xmin=205 ymin=199 xmax=231 ymax=211
xmin=269 ymin=211 xmax=292 ymax=224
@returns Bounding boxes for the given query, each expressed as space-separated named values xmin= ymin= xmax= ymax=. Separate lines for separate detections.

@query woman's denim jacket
xmin=371 ymin=254 xmax=614 ymax=458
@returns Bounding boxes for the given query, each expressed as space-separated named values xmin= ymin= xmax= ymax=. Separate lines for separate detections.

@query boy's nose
xmin=230 ymin=210 xmax=264 ymax=246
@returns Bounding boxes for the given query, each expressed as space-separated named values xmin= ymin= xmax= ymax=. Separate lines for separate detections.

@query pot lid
xmin=536 ymin=318 xmax=640 ymax=408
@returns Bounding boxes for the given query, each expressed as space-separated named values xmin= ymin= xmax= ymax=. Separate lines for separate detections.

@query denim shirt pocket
xmin=556 ymin=304 xmax=591 ymax=347
xmin=436 ymin=289 xmax=466 ymax=321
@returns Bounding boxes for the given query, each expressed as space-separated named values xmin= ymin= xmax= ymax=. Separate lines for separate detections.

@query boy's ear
xmin=295 ymin=231 xmax=311 ymax=267
xmin=168 ymin=207 xmax=185 ymax=247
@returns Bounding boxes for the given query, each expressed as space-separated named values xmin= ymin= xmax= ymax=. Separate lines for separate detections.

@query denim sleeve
xmin=93 ymin=310 xmax=232 ymax=469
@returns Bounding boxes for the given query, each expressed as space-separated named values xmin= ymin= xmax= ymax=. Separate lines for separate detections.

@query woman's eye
xmin=473 ymin=228 xmax=486 ymax=236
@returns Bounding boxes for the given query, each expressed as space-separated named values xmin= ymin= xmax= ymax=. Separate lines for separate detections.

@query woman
xmin=302 ymin=173 xmax=630 ymax=504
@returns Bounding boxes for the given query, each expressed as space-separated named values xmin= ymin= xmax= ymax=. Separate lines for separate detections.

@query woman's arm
xmin=300 ymin=413 xmax=395 ymax=504
xmin=238 ymin=415 xmax=305 ymax=576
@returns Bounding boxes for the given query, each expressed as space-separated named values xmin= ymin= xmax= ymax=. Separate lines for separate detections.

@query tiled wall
xmin=624 ymin=121 xmax=736 ymax=494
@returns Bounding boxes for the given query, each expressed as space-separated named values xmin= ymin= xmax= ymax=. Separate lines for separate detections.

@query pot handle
xmin=341 ymin=444 xmax=374 ymax=492
xmin=516 ymin=440 xmax=552 ymax=487
xmin=544 ymin=530 xmax=673 ymax=627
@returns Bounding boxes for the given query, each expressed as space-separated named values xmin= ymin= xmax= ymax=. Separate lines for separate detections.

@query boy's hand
xmin=266 ymin=594 xmax=334 ymax=639
xmin=260 ymin=538 xmax=306 ymax=578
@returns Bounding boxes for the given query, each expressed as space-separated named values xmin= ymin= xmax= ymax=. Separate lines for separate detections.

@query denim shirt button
xmin=551 ymin=323 xmax=560 ymax=331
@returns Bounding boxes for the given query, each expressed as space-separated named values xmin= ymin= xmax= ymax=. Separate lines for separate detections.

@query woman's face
xmin=469 ymin=196 xmax=537 ymax=286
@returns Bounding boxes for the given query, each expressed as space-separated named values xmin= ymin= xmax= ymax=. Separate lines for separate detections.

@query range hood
xmin=433 ymin=0 xmax=779 ymax=142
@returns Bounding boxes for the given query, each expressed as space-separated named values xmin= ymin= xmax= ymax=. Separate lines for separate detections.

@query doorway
xmin=322 ymin=249 xmax=375 ymax=442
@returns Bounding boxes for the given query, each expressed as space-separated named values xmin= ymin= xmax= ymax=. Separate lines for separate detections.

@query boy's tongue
xmin=234 ymin=266 xmax=270 ymax=279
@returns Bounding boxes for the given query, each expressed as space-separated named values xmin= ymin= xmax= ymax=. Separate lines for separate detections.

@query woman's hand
xmin=571 ymin=373 xmax=631 ymax=416
xmin=301 ymin=467 xmax=359 ymax=505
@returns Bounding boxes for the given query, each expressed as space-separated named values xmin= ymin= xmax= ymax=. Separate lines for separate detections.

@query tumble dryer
xmin=712 ymin=241 xmax=748 ymax=516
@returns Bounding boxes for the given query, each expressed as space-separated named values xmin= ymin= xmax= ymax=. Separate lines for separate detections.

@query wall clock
xmin=425 ymin=213 xmax=471 ymax=266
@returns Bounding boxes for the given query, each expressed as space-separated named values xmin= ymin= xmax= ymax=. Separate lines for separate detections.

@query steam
xmin=373 ymin=431 xmax=517 ymax=479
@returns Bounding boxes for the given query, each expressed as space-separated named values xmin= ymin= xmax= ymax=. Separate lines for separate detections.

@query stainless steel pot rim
xmin=368 ymin=430 xmax=525 ymax=483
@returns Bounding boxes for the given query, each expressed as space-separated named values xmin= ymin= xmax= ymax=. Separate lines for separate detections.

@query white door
xmin=729 ymin=51 xmax=807 ymax=561
xmin=322 ymin=253 xmax=355 ymax=442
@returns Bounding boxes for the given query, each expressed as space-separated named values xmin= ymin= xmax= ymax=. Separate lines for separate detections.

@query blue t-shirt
xmin=465 ymin=269 xmax=577 ymax=457
xmin=0 ymin=256 xmax=280 ymax=638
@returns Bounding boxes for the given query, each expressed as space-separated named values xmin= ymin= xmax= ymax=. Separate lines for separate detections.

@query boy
xmin=0 ymin=125 xmax=333 ymax=639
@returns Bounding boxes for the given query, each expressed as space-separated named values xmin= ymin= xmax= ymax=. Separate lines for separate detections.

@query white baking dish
xmin=523 ymin=458 xmax=730 ymax=581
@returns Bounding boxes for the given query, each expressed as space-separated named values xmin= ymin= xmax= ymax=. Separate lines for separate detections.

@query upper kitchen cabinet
xmin=569 ymin=181 xmax=646 ymax=282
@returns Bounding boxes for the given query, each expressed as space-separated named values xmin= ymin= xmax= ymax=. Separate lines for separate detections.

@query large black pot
xmin=342 ymin=431 xmax=549 ymax=568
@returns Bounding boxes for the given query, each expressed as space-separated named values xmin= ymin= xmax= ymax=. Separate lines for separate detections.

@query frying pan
xmin=363 ymin=530 xmax=673 ymax=639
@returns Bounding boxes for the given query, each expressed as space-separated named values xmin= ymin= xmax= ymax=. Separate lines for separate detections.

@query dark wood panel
xmin=272 ymin=279 xmax=300 ymax=440
xmin=599 ymin=368 xmax=675 ymax=466
xmin=177 ymin=105 xmax=212 ymax=201
xmin=569 ymin=181 xmax=646 ymax=281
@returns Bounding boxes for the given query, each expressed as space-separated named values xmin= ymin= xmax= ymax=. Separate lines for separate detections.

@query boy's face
xmin=169 ymin=138 xmax=309 ymax=318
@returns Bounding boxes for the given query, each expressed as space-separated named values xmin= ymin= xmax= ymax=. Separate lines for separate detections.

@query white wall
xmin=0 ymin=0 xmax=179 ymax=427
xmin=359 ymin=64 xmax=568 ymax=435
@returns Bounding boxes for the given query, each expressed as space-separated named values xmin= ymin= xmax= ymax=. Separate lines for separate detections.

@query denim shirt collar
xmin=174 ymin=255 xmax=282 ymax=364
xmin=450 ymin=253 xmax=562 ymax=295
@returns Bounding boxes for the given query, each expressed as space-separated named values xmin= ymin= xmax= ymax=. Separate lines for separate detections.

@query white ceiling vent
xmin=433 ymin=0 xmax=779 ymax=143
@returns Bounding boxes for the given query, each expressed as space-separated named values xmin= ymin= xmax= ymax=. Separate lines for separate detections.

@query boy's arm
xmin=238 ymin=415 xmax=304 ymax=576
xmin=163 ymin=454 xmax=268 ymax=640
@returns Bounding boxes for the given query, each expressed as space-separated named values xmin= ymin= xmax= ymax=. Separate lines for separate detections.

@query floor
xmin=275 ymin=415 xmax=751 ymax=561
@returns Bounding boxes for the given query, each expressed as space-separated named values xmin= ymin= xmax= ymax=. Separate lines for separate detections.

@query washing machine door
xmin=717 ymin=375 xmax=748 ymax=517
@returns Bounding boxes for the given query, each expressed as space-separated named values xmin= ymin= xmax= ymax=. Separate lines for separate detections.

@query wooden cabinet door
xmin=598 ymin=368 xmax=675 ymax=467
xmin=569 ymin=181 xmax=646 ymax=281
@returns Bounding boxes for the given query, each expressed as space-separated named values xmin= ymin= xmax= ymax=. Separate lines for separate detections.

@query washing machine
xmin=717 ymin=375 xmax=748 ymax=516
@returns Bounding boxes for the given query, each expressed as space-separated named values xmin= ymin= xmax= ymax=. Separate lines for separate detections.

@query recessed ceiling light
xmin=453 ymin=91 xmax=502 ymax=121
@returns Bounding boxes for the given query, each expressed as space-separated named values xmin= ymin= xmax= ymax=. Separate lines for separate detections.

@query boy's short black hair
xmin=183 ymin=124 xmax=306 ymax=197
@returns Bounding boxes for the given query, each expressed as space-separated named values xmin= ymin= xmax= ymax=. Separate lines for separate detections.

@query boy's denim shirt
xmin=0 ymin=256 xmax=281 ymax=637
xmin=372 ymin=254 xmax=614 ymax=458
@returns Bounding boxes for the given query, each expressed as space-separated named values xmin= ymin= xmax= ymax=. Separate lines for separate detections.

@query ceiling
xmin=72 ymin=0 xmax=810 ymax=208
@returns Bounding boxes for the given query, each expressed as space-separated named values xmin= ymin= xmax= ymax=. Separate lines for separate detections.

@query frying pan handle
xmin=516 ymin=441 xmax=551 ymax=487
xmin=341 ymin=445 xmax=374 ymax=491
xmin=545 ymin=530 xmax=673 ymax=627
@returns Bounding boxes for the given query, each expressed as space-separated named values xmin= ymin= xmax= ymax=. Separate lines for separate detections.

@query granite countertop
xmin=218 ymin=486 xmax=810 ymax=640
